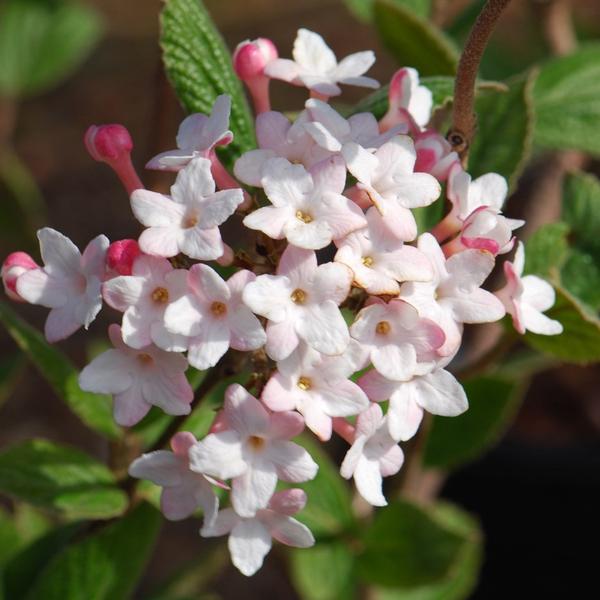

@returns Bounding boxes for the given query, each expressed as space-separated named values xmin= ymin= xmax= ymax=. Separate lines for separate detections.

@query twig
xmin=447 ymin=0 xmax=512 ymax=159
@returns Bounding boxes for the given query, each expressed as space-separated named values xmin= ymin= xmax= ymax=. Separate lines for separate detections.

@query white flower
xmin=343 ymin=135 xmax=441 ymax=242
xmin=340 ymin=403 xmax=404 ymax=506
xmin=359 ymin=368 xmax=468 ymax=442
xmin=459 ymin=206 xmax=524 ymax=255
xmin=400 ymin=233 xmax=506 ymax=356
xmin=146 ymin=95 xmax=233 ymax=171
xmin=380 ymin=67 xmax=433 ymax=131
xmin=129 ymin=432 xmax=218 ymax=525
xmin=131 ymin=157 xmax=243 ymax=261
xmin=495 ymin=242 xmax=563 ymax=335
xmin=164 ymin=265 xmax=266 ymax=370
xmin=350 ymin=297 xmax=446 ymax=381
xmin=233 ymin=110 xmax=329 ymax=187
xmin=189 ymin=384 xmax=318 ymax=518
xmin=335 ymin=208 xmax=434 ymax=295
xmin=201 ymin=489 xmax=314 ymax=577
xmin=302 ymin=99 xmax=383 ymax=158
xmin=78 ymin=324 xmax=193 ymax=425
xmin=102 ymin=254 xmax=188 ymax=351
xmin=262 ymin=341 xmax=369 ymax=441
xmin=242 ymin=245 xmax=352 ymax=360
xmin=264 ymin=28 xmax=379 ymax=97
xmin=16 ymin=228 xmax=108 ymax=343
xmin=243 ymin=156 xmax=366 ymax=250
xmin=448 ymin=165 xmax=508 ymax=222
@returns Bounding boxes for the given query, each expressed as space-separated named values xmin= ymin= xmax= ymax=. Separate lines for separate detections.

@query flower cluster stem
xmin=447 ymin=0 xmax=512 ymax=160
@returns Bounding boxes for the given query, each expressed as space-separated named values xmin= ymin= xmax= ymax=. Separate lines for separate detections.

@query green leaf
xmin=523 ymin=285 xmax=600 ymax=364
xmin=291 ymin=542 xmax=357 ymax=600
xmin=423 ymin=376 xmax=523 ymax=469
xmin=23 ymin=502 xmax=161 ymax=600
xmin=468 ymin=71 xmax=536 ymax=191
xmin=562 ymin=171 xmax=600 ymax=259
xmin=0 ymin=301 xmax=120 ymax=439
xmin=413 ymin=199 xmax=445 ymax=236
xmin=3 ymin=523 xmax=83 ymax=600
xmin=373 ymin=0 xmax=458 ymax=76
xmin=523 ymin=222 xmax=570 ymax=278
xmin=371 ymin=503 xmax=482 ymax=599
xmin=0 ymin=508 xmax=21 ymax=566
xmin=357 ymin=500 xmax=481 ymax=589
xmin=0 ymin=0 xmax=103 ymax=97
xmin=0 ymin=439 xmax=128 ymax=520
xmin=160 ymin=0 xmax=255 ymax=159
xmin=294 ymin=438 xmax=356 ymax=538
xmin=344 ymin=0 xmax=430 ymax=22
xmin=533 ymin=44 xmax=600 ymax=155
xmin=561 ymin=249 xmax=600 ymax=311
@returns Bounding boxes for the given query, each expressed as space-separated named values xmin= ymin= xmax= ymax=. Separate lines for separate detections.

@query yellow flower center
xmin=137 ymin=353 xmax=154 ymax=365
xmin=295 ymin=210 xmax=313 ymax=224
xmin=291 ymin=288 xmax=307 ymax=304
xmin=297 ymin=376 xmax=312 ymax=391
xmin=151 ymin=287 xmax=169 ymax=303
xmin=210 ymin=301 xmax=227 ymax=316
xmin=362 ymin=256 xmax=374 ymax=267
xmin=376 ymin=320 xmax=391 ymax=335
xmin=248 ymin=435 xmax=266 ymax=451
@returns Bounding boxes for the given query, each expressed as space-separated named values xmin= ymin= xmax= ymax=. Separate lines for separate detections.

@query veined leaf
xmin=160 ymin=0 xmax=255 ymax=160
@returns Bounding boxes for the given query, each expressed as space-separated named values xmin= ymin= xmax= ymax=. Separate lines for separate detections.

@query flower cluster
xmin=2 ymin=29 xmax=563 ymax=576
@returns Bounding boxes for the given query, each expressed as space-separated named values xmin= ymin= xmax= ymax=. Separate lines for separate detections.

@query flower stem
xmin=447 ymin=0 xmax=512 ymax=160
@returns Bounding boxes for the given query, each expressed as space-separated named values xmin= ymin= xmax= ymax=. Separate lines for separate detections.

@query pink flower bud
xmin=233 ymin=38 xmax=278 ymax=114
xmin=233 ymin=38 xmax=278 ymax=81
xmin=2 ymin=252 xmax=39 ymax=302
xmin=84 ymin=124 xmax=143 ymax=195
xmin=106 ymin=239 xmax=141 ymax=276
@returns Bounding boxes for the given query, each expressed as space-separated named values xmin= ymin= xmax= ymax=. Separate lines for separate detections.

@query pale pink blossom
xmin=264 ymin=28 xmax=379 ymax=97
xmin=102 ymin=254 xmax=188 ymax=351
xmin=262 ymin=341 xmax=369 ymax=441
xmin=189 ymin=384 xmax=318 ymax=518
xmin=495 ymin=242 xmax=563 ymax=335
xmin=400 ymin=233 xmax=506 ymax=356
xmin=448 ymin=165 xmax=508 ymax=222
xmin=342 ymin=135 xmax=441 ymax=241
xmin=16 ymin=228 xmax=108 ymax=343
xmin=131 ymin=157 xmax=243 ymax=261
xmin=340 ymin=403 xmax=404 ymax=506
xmin=457 ymin=206 xmax=524 ymax=255
xmin=303 ymin=99 xmax=385 ymax=158
xmin=164 ymin=265 xmax=266 ymax=370
xmin=350 ymin=297 xmax=445 ymax=381
xmin=243 ymin=156 xmax=366 ymax=249
xmin=380 ymin=67 xmax=432 ymax=132
xmin=2 ymin=252 xmax=39 ymax=302
xmin=234 ymin=110 xmax=330 ymax=187
xmin=129 ymin=432 xmax=218 ymax=525
xmin=359 ymin=368 xmax=468 ymax=441
xmin=414 ymin=130 xmax=459 ymax=181
xmin=334 ymin=208 xmax=433 ymax=295
xmin=146 ymin=95 xmax=233 ymax=171
xmin=201 ymin=488 xmax=314 ymax=576
xmin=242 ymin=245 xmax=352 ymax=360
xmin=79 ymin=324 xmax=193 ymax=426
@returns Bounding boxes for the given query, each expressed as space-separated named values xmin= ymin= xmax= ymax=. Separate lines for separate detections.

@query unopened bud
xmin=84 ymin=124 xmax=143 ymax=195
xmin=233 ymin=38 xmax=278 ymax=80
xmin=233 ymin=38 xmax=278 ymax=114
xmin=106 ymin=239 xmax=141 ymax=276
xmin=2 ymin=252 xmax=39 ymax=302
